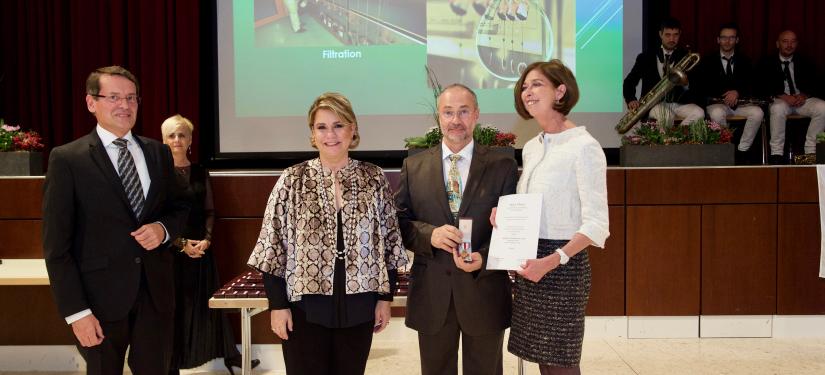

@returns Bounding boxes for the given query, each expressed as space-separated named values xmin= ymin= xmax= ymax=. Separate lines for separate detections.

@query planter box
xmin=408 ymin=146 xmax=515 ymax=158
xmin=0 ymin=151 xmax=43 ymax=175
xmin=620 ymin=144 xmax=734 ymax=167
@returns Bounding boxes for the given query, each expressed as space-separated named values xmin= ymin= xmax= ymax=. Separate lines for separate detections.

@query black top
xmin=263 ymin=210 xmax=397 ymax=328
xmin=623 ymin=46 xmax=699 ymax=105
xmin=695 ymin=52 xmax=756 ymax=106
xmin=756 ymin=54 xmax=820 ymax=98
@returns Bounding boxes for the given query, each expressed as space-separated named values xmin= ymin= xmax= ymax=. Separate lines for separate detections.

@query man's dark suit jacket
xmin=42 ymin=130 xmax=190 ymax=322
xmin=695 ymin=52 xmax=756 ymax=106
xmin=395 ymin=144 xmax=516 ymax=336
xmin=757 ymin=54 xmax=819 ymax=98
xmin=623 ymin=47 xmax=697 ymax=105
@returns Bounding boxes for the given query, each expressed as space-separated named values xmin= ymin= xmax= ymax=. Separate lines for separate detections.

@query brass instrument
xmin=707 ymin=97 xmax=768 ymax=107
xmin=616 ymin=52 xmax=701 ymax=134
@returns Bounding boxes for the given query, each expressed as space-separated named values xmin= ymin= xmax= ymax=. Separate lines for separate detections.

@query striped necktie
xmin=446 ymin=154 xmax=462 ymax=218
xmin=112 ymin=138 xmax=145 ymax=219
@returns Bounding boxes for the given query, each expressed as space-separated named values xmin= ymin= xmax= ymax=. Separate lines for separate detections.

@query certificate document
xmin=486 ymin=193 xmax=543 ymax=270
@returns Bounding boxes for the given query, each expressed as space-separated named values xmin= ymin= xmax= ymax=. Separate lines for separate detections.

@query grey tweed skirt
xmin=507 ymin=239 xmax=591 ymax=367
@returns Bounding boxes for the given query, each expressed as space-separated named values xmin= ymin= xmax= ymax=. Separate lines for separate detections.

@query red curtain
xmin=0 ymin=0 xmax=202 ymax=162
xmin=669 ymin=0 xmax=825 ymax=74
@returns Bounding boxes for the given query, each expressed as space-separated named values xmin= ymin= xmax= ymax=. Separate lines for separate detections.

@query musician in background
xmin=623 ymin=17 xmax=704 ymax=126
xmin=757 ymin=30 xmax=825 ymax=164
xmin=695 ymin=23 xmax=763 ymax=165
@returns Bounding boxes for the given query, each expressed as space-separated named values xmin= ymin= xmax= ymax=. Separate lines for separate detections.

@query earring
xmin=187 ymin=146 xmax=192 ymax=155
xmin=554 ymin=98 xmax=561 ymax=105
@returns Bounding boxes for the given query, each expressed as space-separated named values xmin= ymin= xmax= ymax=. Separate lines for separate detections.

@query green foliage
xmin=622 ymin=119 xmax=733 ymax=146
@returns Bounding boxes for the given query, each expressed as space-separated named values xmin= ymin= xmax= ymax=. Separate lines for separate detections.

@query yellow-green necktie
xmin=447 ymin=154 xmax=462 ymax=217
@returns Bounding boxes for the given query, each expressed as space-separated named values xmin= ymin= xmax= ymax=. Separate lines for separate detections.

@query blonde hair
xmin=160 ymin=114 xmax=194 ymax=140
xmin=307 ymin=92 xmax=360 ymax=149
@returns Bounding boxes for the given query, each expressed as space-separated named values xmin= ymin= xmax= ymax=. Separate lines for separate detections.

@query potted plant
xmin=0 ymin=119 xmax=46 ymax=175
xmin=620 ymin=118 xmax=734 ymax=167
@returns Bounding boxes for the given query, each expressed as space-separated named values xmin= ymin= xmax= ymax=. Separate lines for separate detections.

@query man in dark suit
xmin=757 ymin=30 xmax=825 ymax=164
xmin=695 ymin=22 xmax=763 ymax=164
xmin=623 ymin=17 xmax=704 ymax=125
xmin=42 ymin=66 xmax=190 ymax=374
xmin=395 ymin=84 xmax=517 ymax=375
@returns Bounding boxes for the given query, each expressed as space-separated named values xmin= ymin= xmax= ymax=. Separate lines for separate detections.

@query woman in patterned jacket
xmin=248 ymin=92 xmax=408 ymax=375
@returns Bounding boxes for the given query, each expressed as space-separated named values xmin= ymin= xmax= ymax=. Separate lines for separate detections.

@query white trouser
xmin=284 ymin=0 xmax=301 ymax=32
xmin=707 ymin=104 xmax=764 ymax=152
xmin=649 ymin=102 xmax=705 ymax=126
xmin=769 ymin=97 xmax=825 ymax=155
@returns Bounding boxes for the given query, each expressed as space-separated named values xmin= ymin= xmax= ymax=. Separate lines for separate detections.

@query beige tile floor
xmin=3 ymin=328 xmax=825 ymax=374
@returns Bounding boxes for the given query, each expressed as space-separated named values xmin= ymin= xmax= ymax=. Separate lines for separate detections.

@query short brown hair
xmin=86 ymin=66 xmax=139 ymax=96
xmin=307 ymin=92 xmax=359 ymax=149
xmin=514 ymin=59 xmax=579 ymax=118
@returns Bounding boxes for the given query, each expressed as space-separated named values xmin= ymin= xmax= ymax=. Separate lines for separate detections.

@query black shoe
xmin=768 ymin=154 xmax=787 ymax=165
xmin=734 ymin=150 xmax=749 ymax=165
xmin=224 ymin=357 xmax=261 ymax=375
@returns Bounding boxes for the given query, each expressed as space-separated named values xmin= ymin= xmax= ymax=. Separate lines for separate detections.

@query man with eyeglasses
xmin=695 ymin=22 xmax=763 ymax=165
xmin=757 ymin=30 xmax=825 ymax=164
xmin=42 ymin=65 xmax=190 ymax=374
xmin=395 ymin=84 xmax=517 ymax=375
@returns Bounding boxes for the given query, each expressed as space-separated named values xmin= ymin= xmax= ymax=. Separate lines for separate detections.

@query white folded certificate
xmin=486 ymin=193 xmax=542 ymax=270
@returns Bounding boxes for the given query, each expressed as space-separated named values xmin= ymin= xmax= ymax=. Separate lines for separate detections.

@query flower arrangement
xmin=404 ymin=124 xmax=517 ymax=149
xmin=622 ymin=119 xmax=733 ymax=146
xmin=0 ymin=119 xmax=45 ymax=152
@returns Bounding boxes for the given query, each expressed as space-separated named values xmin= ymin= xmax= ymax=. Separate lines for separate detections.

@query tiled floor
xmin=3 ymin=319 xmax=825 ymax=374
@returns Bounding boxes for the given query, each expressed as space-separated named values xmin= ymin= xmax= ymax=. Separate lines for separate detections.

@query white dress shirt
xmin=441 ymin=140 xmax=474 ymax=195
xmin=517 ymin=127 xmax=610 ymax=247
xmin=96 ymin=125 xmax=151 ymax=197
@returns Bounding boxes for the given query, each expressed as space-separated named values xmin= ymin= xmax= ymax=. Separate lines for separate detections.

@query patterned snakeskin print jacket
xmin=247 ymin=158 xmax=408 ymax=302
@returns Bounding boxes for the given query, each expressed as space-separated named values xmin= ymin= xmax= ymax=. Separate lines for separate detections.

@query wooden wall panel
xmin=0 ymin=286 xmax=75 ymax=344
xmin=777 ymin=204 xmax=825 ymax=314
xmin=211 ymin=175 xmax=278 ymax=218
xmin=626 ymin=206 xmax=701 ymax=315
xmin=778 ymin=167 xmax=818 ymax=203
xmin=0 ymin=177 xmax=43 ymax=218
xmin=607 ymin=169 xmax=625 ymax=205
xmin=211 ymin=218 xmax=265 ymax=285
xmin=0 ymin=220 xmax=42 ymax=258
xmin=701 ymin=205 xmax=777 ymax=315
xmin=626 ymin=168 xmax=776 ymax=205
xmin=587 ymin=206 xmax=625 ymax=316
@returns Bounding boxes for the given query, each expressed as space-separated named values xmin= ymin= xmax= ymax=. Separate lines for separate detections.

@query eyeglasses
xmin=440 ymin=109 xmax=473 ymax=120
xmin=718 ymin=36 xmax=738 ymax=41
xmin=90 ymin=94 xmax=141 ymax=105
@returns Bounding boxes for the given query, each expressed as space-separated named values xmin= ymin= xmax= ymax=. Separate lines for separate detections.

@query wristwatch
xmin=555 ymin=248 xmax=570 ymax=265
xmin=176 ymin=237 xmax=188 ymax=250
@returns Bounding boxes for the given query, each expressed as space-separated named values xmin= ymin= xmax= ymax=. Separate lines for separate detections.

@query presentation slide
xmin=217 ymin=0 xmax=638 ymax=154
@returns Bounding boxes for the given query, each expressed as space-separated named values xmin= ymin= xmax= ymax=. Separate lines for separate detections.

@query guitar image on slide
xmin=474 ymin=0 xmax=553 ymax=81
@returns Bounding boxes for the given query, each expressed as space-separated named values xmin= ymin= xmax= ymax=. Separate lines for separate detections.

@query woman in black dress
xmin=161 ymin=114 xmax=259 ymax=375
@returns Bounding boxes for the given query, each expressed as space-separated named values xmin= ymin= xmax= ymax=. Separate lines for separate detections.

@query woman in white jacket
xmin=499 ymin=59 xmax=609 ymax=375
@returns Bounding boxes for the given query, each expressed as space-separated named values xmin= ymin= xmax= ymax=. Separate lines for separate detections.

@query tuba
xmin=616 ymin=52 xmax=701 ymax=134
